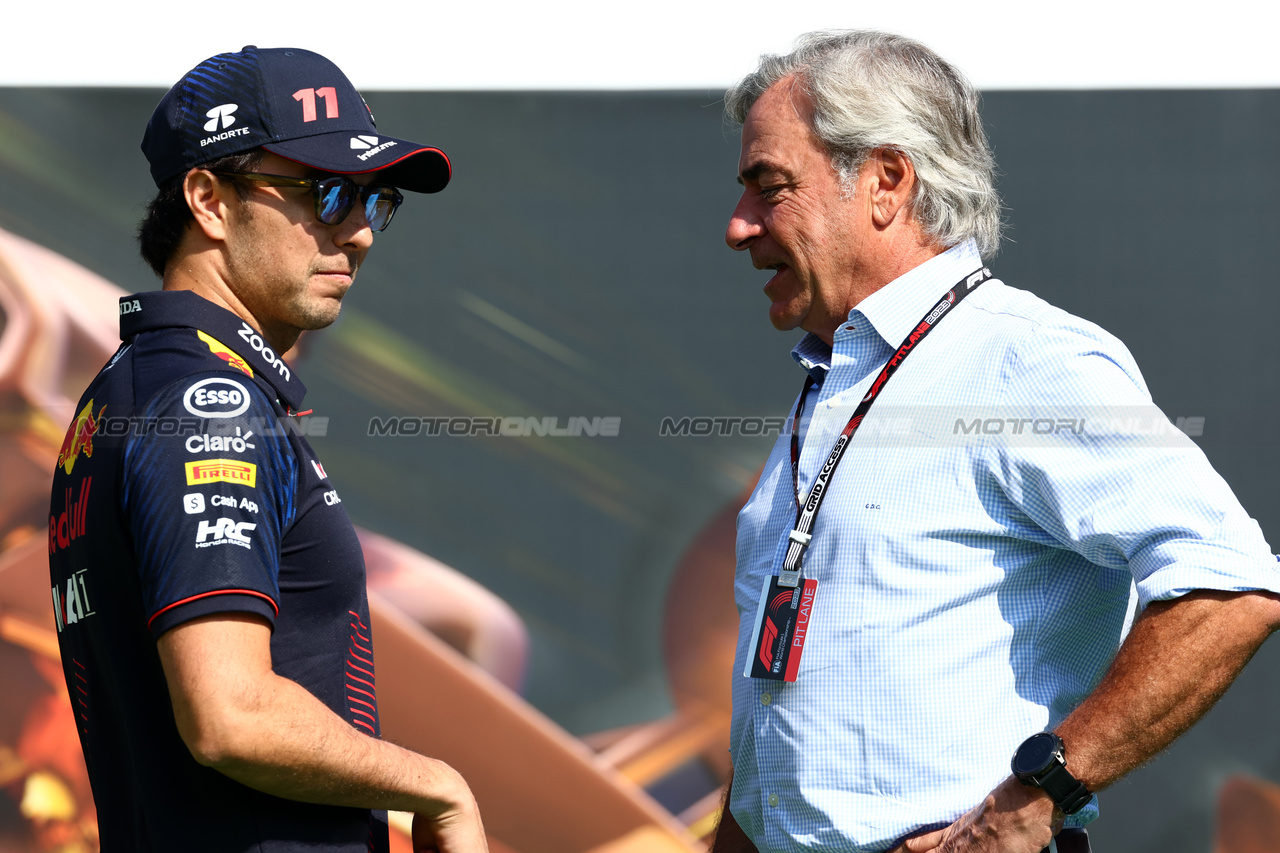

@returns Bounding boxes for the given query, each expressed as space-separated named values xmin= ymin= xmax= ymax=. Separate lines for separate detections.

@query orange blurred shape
xmin=17 ymin=682 xmax=95 ymax=822
xmin=585 ymin=826 xmax=700 ymax=853
xmin=386 ymin=811 xmax=519 ymax=853
xmin=1215 ymin=774 xmax=1280 ymax=853
xmin=20 ymin=771 xmax=75 ymax=821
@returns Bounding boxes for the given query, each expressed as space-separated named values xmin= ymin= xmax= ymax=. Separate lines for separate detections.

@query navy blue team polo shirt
xmin=48 ymin=290 xmax=389 ymax=852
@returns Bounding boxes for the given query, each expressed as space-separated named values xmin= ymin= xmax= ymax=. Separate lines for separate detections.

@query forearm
xmin=1055 ymin=589 xmax=1280 ymax=791
xmin=158 ymin=614 xmax=477 ymax=822
xmin=900 ymin=591 xmax=1280 ymax=852
xmin=198 ymin=669 xmax=471 ymax=816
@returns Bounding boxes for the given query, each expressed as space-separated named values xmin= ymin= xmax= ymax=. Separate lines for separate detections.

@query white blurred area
xmin=4 ymin=0 xmax=1279 ymax=90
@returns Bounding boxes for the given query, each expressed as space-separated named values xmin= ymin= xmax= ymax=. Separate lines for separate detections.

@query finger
xmin=902 ymin=827 xmax=949 ymax=851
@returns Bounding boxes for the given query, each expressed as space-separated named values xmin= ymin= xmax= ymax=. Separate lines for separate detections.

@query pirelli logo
xmin=185 ymin=459 xmax=257 ymax=488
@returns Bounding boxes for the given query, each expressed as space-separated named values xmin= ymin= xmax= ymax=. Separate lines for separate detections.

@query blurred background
xmin=2 ymin=2 xmax=1280 ymax=851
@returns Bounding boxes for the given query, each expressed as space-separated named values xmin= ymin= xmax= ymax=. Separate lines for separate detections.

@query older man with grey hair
xmin=712 ymin=30 xmax=1280 ymax=853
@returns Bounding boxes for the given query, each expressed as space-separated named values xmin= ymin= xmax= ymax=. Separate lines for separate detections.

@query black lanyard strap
xmin=779 ymin=265 xmax=992 ymax=588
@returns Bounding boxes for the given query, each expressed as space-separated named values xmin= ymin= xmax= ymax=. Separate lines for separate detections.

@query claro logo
xmin=183 ymin=377 xmax=251 ymax=418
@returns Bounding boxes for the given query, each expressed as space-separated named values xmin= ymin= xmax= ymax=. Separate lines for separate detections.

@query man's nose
xmin=726 ymin=194 xmax=763 ymax=251
xmin=337 ymin=201 xmax=375 ymax=253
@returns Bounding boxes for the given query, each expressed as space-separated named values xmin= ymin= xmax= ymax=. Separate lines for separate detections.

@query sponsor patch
xmin=237 ymin=323 xmax=291 ymax=381
xmin=49 ymin=477 xmax=93 ymax=554
xmin=195 ymin=518 xmax=256 ymax=549
xmin=185 ymin=428 xmax=256 ymax=455
xmin=185 ymin=459 xmax=257 ymax=488
xmin=204 ymin=103 xmax=238 ymax=131
xmin=197 ymin=330 xmax=254 ymax=377
xmin=51 ymin=569 xmax=95 ymax=633
xmin=183 ymin=493 xmax=206 ymax=514
xmin=183 ymin=377 xmax=251 ymax=418
xmin=356 ymin=139 xmax=396 ymax=161
xmin=211 ymin=494 xmax=259 ymax=514
xmin=56 ymin=400 xmax=106 ymax=475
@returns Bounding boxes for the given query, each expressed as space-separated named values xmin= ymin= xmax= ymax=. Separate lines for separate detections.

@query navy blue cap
xmin=142 ymin=46 xmax=450 ymax=193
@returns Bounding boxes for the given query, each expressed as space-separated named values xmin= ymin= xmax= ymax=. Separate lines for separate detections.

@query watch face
xmin=1013 ymin=732 xmax=1059 ymax=776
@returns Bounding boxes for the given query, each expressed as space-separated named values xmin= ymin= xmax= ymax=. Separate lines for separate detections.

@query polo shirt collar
xmin=118 ymin=289 xmax=308 ymax=410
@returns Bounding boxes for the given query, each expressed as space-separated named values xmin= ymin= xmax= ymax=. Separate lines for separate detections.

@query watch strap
xmin=1035 ymin=759 xmax=1092 ymax=815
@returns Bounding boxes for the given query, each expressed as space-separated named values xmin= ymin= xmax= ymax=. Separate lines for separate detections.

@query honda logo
xmin=204 ymin=104 xmax=239 ymax=132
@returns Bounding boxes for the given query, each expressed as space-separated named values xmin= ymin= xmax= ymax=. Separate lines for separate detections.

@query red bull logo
xmin=49 ymin=476 xmax=92 ymax=554
xmin=56 ymin=400 xmax=106 ymax=475
xmin=198 ymin=330 xmax=254 ymax=377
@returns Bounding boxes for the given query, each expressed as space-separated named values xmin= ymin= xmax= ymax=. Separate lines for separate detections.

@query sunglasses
xmin=214 ymin=171 xmax=404 ymax=232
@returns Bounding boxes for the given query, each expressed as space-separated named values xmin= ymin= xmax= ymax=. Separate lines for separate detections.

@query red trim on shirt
xmin=147 ymin=589 xmax=279 ymax=630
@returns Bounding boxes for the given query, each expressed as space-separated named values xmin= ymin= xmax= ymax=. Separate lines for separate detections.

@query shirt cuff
xmin=148 ymin=589 xmax=279 ymax=638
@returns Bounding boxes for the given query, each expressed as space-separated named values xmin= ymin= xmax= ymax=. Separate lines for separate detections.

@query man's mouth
xmin=313 ymin=267 xmax=356 ymax=286
xmin=762 ymin=263 xmax=791 ymax=296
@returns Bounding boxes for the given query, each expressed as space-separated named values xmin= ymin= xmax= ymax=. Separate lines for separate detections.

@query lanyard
xmin=779 ymin=265 xmax=992 ymax=588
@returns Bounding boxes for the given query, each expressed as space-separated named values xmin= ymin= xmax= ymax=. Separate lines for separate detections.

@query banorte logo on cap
xmin=201 ymin=102 xmax=252 ymax=148
xmin=204 ymin=104 xmax=238 ymax=132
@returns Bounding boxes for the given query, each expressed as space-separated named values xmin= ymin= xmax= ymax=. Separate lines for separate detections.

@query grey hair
xmin=725 ymin=30 xmax=1002 ymax=257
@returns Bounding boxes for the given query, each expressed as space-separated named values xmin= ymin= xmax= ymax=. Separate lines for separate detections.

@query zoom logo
xmin=204 ymin=104 xmax=238 ymax=131
xmin=183 ymin=377 xmax=251 ymax=418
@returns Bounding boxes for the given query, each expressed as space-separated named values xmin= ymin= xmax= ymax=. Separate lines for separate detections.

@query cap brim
xmin=263 ymin=131 xmax=451 ymax=193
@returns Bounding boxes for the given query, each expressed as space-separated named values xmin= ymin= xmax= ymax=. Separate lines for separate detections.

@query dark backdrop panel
xmin=1 ymin=87 xmax=1277 ymax=851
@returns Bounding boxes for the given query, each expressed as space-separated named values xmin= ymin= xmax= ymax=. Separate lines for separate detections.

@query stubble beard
xmin=227 ymin=205 xmax=352 ymax=337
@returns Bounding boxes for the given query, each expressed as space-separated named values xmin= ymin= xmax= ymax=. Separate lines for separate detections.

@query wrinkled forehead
xmin=737 ymin=79 xmax=825 ymax=178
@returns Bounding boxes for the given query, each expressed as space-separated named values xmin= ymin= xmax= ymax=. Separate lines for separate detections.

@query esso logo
xmin=183 ymin=377 xmax=251 ymax=418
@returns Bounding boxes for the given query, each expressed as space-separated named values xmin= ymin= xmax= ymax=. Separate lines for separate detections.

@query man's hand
xmin=895 ymin=777 xmax=1059 ymax=853
xmin=411 ymin=791 xmax=487 ymax=853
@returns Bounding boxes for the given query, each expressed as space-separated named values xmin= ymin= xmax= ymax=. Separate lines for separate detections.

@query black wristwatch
xmin=1010 ymin=732 xmax=1092 ymax=815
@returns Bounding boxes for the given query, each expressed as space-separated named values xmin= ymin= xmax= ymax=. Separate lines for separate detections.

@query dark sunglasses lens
xmin=364 ymin=190 xmax=402 ymax=232
xmin=315 ymin=178 xmax=356 ymax=225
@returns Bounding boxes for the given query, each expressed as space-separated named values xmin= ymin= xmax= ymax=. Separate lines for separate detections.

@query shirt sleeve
xmin=992 ymin=322 xmax=1279 ymax=610
xmin=122 ymin=370 xmax=298 ymax=637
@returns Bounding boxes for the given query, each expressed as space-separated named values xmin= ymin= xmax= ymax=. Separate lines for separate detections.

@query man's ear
xmin=865 ymin=148 xmax=917 ymax=229
xmin=183 ymin=169 xmax=235 ymax=243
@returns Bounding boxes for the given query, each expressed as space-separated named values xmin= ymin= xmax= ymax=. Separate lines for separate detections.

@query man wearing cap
xmin=47 ymin=47 xmax=485 ymax=852
xmin=711 ymin=31 xmax=1280 ymax=853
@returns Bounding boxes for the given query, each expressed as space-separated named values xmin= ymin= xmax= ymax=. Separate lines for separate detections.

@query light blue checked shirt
xmin=729 ymin=240 xmax=1278 ymax=852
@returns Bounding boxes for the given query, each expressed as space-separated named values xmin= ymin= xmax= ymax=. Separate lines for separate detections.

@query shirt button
xmin=760 ymin=693 xmax=772 ymax=706
xmin=768 ymin=793 xmax=779 ymax=808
